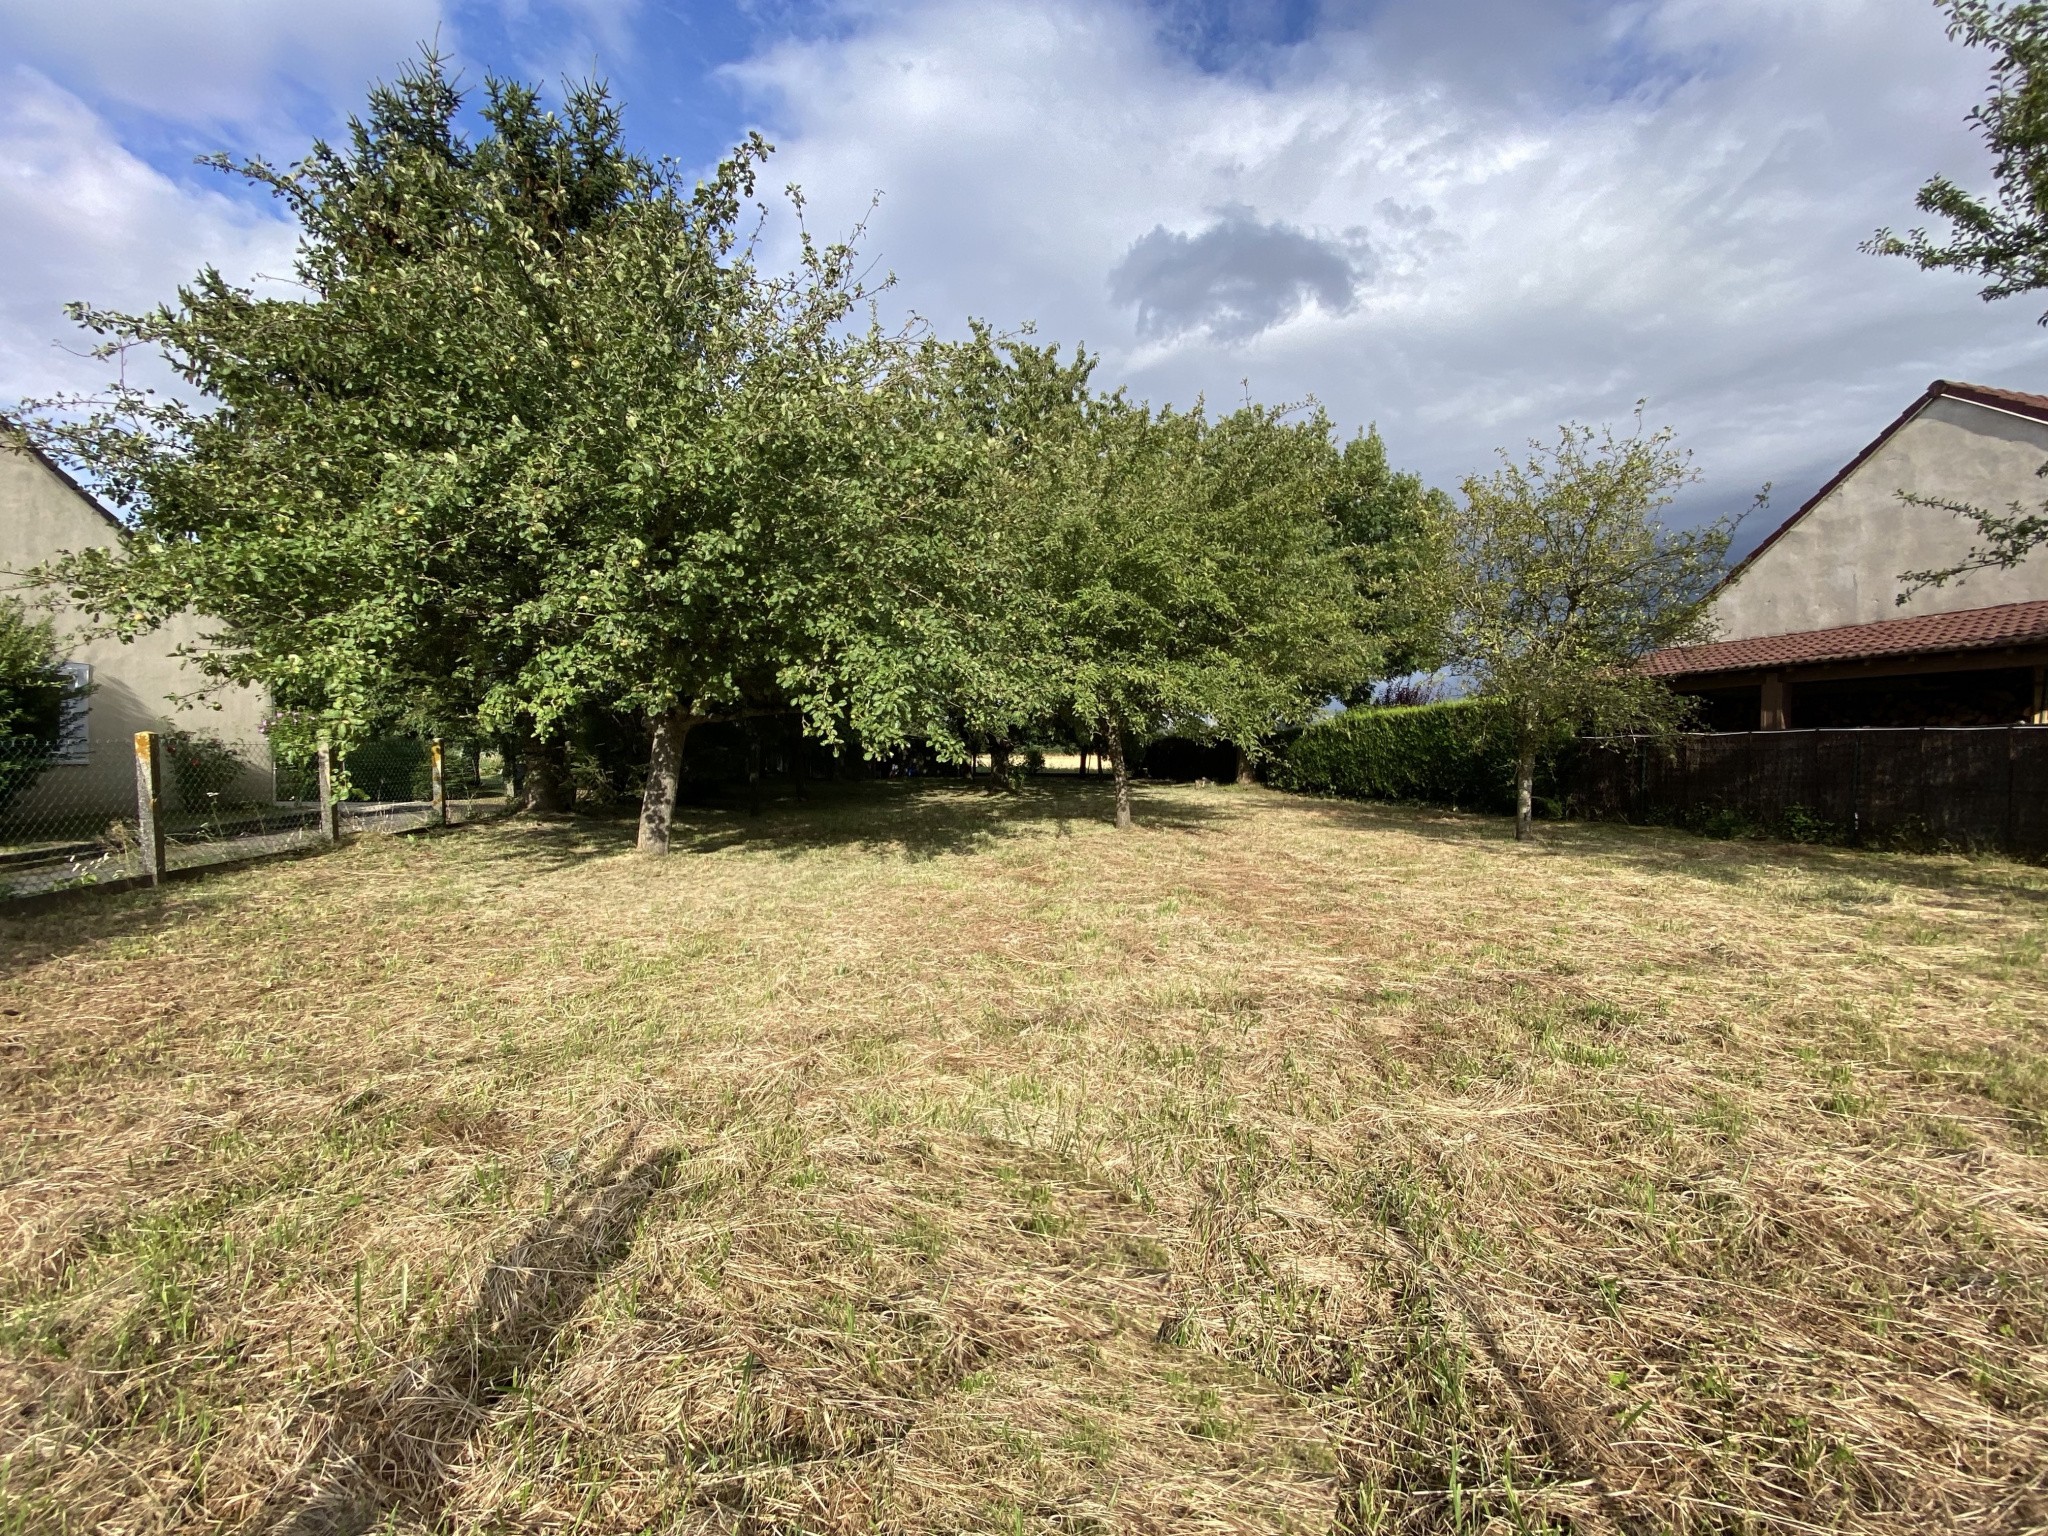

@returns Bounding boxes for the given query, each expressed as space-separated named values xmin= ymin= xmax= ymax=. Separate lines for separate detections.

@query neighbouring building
xmin=1 ymin=426 xmax=269 ymax=821
xmin=1644 ymin=379 xmax=2048 ymax=728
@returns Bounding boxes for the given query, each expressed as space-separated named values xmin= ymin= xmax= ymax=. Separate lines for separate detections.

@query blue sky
xmin=1 ymin=0 xmax=2039 ymax=553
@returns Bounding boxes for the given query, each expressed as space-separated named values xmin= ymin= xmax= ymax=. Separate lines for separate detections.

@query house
xmin=1644 ymin=380 xmax=2048 ymax=728
xmin=1 ymin=427 xmax=269 ymax=821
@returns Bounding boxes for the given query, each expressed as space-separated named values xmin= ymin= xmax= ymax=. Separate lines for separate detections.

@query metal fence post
xmin=133 ymin=730 xmax=166 ymax=884
xmin=316 ymin=744 xmax=339 ymax=842
xmin=430 ymin=737 xmax=447 ymax=826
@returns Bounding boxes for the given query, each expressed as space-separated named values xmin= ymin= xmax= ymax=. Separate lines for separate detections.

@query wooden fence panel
xmin=1567 ymin=727 xmax=2048 ymax=857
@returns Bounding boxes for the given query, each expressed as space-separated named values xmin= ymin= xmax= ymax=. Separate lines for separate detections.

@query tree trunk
xmin=990 ymin=739 xmax=1012 ymax=788
xmin=1105 ymin=718 xmax=1133 ymax=830
xmin=1234 ymin=744 xmax=1255 ymax=785
xmin=522 ymin=735 xmax=574 ymax=815
xmin=637 ymin=708 xmax=694 ymax=854
xmin=1515 ymin=747 xmax=1536 ymax=842
xmin=746 ymin=723 xmax=763 ymax=817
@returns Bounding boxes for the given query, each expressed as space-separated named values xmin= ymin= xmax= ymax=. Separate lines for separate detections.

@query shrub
xmin=160 ymin=728 xmax=248 ymax=812
xmin=0 ymin=599 xmax=70 ymax=821
xmin=1270 ymin=699 xmax=1518 ymax=812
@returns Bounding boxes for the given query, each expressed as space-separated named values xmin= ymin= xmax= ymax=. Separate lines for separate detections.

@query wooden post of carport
xmin=1760 ymin=671 xmax=1788 ymax=730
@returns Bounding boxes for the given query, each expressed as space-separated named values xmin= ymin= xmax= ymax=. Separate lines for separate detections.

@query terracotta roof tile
xmin=1940 ymin=379 xmax=2048 ymax=419
xmin=1643 ymin=599 xmax=2048 ymax=678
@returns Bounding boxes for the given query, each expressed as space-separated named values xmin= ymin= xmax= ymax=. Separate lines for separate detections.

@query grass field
xmin=2 ymin=780 xmax=2044 ymax=1534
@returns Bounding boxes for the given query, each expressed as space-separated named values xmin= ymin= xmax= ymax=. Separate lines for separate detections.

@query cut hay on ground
xmin=2 ymin=780 xmax=2043 ymax=1533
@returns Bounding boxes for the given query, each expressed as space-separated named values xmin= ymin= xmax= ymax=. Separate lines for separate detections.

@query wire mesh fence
xmin=1 ymin=732 xmax=511 ymax=902
xmin=0 ymin=733 xmax=146 ymax=897
xmin=274 ymin=736 xmax=511 ymax=835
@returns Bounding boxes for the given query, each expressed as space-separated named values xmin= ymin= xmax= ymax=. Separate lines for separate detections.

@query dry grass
xmin=2 ymin=780 xmax=2045 ymax=1535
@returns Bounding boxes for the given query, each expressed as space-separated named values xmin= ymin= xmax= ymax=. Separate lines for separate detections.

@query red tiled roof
xmin=1643 ymin=599 xmax=2048 ymax=678
xmin=1940 ymin=380 xmax=2048 ymax=419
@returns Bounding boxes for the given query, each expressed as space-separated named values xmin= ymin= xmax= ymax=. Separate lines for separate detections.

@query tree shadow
xmin=1281 ymin=794 xmax=2048 ymax=907
xmin=253 ymin=1133 xmax=681 ymax=1534
xmin=660 ymin=777 xmax=1238 ymax=861
xmin=0 ymin=783 xmax=1234 ymax=976
xmin=0 ymin=816 xmax=632 ymax=977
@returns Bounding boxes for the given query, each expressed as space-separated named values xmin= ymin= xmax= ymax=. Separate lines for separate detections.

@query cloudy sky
xmin=1 ymin=0 xmax=2039 ymax=549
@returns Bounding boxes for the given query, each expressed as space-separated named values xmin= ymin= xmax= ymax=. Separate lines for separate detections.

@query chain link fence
xmin=1 ymin=732 xmax=510 ymax=902
xmin=0 ymin=733 xmax=146 ymax=897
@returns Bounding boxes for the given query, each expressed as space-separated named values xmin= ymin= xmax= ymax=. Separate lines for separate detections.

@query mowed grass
xmin=2 ymin=780 xmax=2045 ymax=1535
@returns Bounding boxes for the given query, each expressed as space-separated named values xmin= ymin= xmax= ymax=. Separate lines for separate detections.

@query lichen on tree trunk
xmin=637 ymin=708 xmax=695 ymax=854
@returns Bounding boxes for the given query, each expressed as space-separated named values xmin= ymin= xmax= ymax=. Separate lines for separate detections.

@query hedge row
xmin=1270 ymin=699 xmax=1519 ymax=812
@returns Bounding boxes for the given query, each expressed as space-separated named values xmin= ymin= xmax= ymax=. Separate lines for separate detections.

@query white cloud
xmin=0 ymin=0 xmax=444 ymax=129
xmin=0 ymin=68 xmax=299 ymax=408
xmin=727 ymin=0 xmax=2044 ymax=536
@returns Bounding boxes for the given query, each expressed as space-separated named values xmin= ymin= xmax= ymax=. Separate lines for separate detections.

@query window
xmin=54 ymin=662 xmax=90 ymax=763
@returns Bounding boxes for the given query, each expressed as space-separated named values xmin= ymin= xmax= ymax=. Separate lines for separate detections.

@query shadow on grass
xmin=664 ymin=776 xmax=1235 ymax=860
xmin=0 ymin=780 xmax=1234 ymax=977
xmin=258 ymin=1132 xmax=681 ymax=1534
xmin=1280 ymin=793 xmax=2048 ymax=906
xmin=0 ymin=816 xmax=625 ymax=980
xmin=461 ymin=777 xmax=1235 ymax=866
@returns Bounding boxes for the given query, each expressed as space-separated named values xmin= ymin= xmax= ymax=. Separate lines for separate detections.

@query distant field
xmin=2 ymin=782 xmax=2043 ymax=1534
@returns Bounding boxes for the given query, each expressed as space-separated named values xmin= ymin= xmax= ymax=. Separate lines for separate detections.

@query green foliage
xmin=26 ymin=54 xmax=807 ymax=763
xmin=0 ymin=597 xmax=69 ymax=819
xmin=1868 ymin=1 xmax=2048 ymax=318
xmin=1442 ymin=417 xmax=1732 ymax=835
xmin=1324 ymin=428 xmax=1456 ymax=696
xmin=0 ymin=597 xmax=67 ymax=742
xmin=159 ymin=728 xmax=246 ymax=811
xmin=1272 ymin=699 xmax=1516 ymax=812
xmin=952 ymin=333 xmax=1419 ymax=770
xmin=1867 ymin=1 xmax=2048 ymax=586
xmin=21 ymin=54 xmax=1449 ymax=845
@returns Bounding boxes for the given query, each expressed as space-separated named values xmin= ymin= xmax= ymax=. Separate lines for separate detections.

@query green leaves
xmin=29 ymin=52 xmax=763 ymax=759
xmin=23 ymin=49 xmax=1446 ymax=821
xmin=934 ymin=337 xmax=1402 ymax=759
xmin=1441 ymin=416 xmax=1732 ymax=831
xmin=0 ymin=595 xmax=69 ymax=744
xmin=1867 ymin=1 xmax=2048 ymax=319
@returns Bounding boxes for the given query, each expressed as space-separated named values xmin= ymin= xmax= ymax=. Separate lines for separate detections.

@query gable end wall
xmin=2 ymin=442 xmax=270 ymax=818
xmin=1711 ymin=394 xmax=2048 ymax=642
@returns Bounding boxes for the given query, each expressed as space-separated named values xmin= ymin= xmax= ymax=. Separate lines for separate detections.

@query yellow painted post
xmin=430 ymin=737 xmax=447 ymax=826
xmin=133 ymin=731 xmax=166 ymax=883
xmin=316 ymin=744 xmax=339 ymax=842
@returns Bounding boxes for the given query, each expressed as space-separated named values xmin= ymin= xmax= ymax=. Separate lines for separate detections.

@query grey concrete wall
xmin=0 ymin=440 xmax=271 ymax=820
xmin=1712 ymin=393 xmax=2048 ymax=641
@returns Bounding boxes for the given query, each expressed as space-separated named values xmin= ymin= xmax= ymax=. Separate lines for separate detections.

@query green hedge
xmin=1271 ymin=699 xmax=1517 ymax=811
